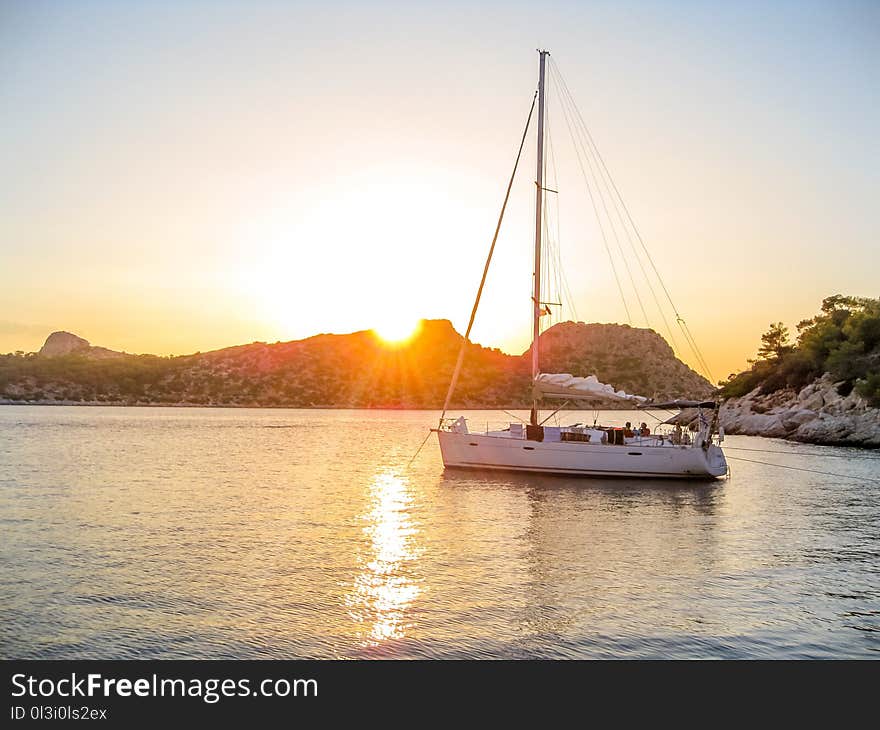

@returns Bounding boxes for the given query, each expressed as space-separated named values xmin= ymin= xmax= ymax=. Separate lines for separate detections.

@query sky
xmin=1 ymin=0 xmax=877 ymax=381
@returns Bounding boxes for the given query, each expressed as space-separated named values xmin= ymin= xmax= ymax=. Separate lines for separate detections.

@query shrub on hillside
xmin=720 ymin=295 xmax=880 ymax=400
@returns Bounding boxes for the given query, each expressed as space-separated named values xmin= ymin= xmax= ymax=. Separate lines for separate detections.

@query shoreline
xmin=0 ymin=400 xmax=639 ymax=411
xmin=718 ymin=374 xmax=880 ymax=449
xmin=7 ymin=388 xmax=878 ymax=449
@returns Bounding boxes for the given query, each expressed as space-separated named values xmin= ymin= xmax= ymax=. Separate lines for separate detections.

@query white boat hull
xmin=437 ymin=430 xmax=727 ymax=479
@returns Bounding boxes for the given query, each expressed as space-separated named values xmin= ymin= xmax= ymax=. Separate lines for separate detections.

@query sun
xmin=373 ymin=316 xmax=421 ymax=345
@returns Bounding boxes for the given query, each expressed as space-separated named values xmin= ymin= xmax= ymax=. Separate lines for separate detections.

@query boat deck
xmin=475 ymin=424 xmax=694 ymax=449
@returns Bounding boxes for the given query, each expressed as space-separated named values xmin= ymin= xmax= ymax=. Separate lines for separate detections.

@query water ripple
xmin=1 ymin=406 xmax=879 ymax=658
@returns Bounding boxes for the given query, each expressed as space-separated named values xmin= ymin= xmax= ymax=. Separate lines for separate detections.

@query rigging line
xmin=636 ymin=260 xmax=682 ymax=353
xmin=595 ymin=156 xmax=678 ymax=339
xmin=546 ymin=122 xmax=578 ymax=321
xmin=545 ymin=126 xmax=559 ymax=288
xmin=551 ymin=58 xmax=715 ymax=382
xmin=439 ymin=91 xmax=538 ymax=425
xmin=557 ymin=79 xmax=651 ymax=329
xmin=570 ymin=77 xmax=712 ymax=382
xmin=561 ymin=267 xmax=578 ymax=321
xmin=540 ymin=401 xmax=571 ymax=425
xmin=549 ymin=68 xmax=625 ymax=323
xmin=723 ymin=446 xmax=880 ymax=460
xmin=544 ymin=127 xmax=560 ymax=319
xmin=619 ymin=231 xmax=682 ymax=354
xmin=672 ymin=312 xmax=713 ymax=384
xmin=541 ymin=213 xmax=553 ymax=322
xmin=585 ymin=143 xmax=651 ymax=329
xmin=540 ymin=84 xmax=550 ymax=331
xmin=541 ymin=131 xmax=554 ymax=319
xmin=538 ymin=74 xmax=558 ymax=332
xmin=550 ymin=62 xmax=677 ymax=351
xmin=596 ymin=167 xmax=682 ymax=349
xmin=551 ymin=70 xmax=632 ymax=325
xmin=545 ymin=96 xmax=571 ymax=328
xmin=502 ymin=410 xmax=528 ymax=424
xmin=641 ymin=409 xmax=678 ymax=422
xmin=544 ymin=214 xmax=559 ymax=321
xmin=544 ymin=212 xmax=564 ymax=321
xmin=644 ymin=408 xmax=679 ymax=418
xmin=680 ymin=318 xmax=715 ymax=383
xmin=555 ymin=233 xmax=575 ymax=317
xmin=540 ymin=198 xmax=555 ymax=321
xmin=726 ymin=455 xmax=880 ymax=484
xmin=578 ymin=118 xmax=680 ymax=346
xmin=551 ymin=67 xmax=649 ymax=327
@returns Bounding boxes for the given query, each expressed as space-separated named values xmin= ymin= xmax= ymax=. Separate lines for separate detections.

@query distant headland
xmin=3 ymin=296 xmax=878 ymax=447
xmin=0 ymin=320 xmax=711 ymax=409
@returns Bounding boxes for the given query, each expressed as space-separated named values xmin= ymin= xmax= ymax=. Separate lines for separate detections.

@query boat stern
xmin=705 ymin=444 xmax=728 ymax=478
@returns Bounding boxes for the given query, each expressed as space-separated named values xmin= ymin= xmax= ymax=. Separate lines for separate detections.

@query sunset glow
xmin=0 ymin=1 xmax=877 ymax=379
xmin=374 ymin=317 xmax=422 ymax=346
xmin=2 ymin=0 xmax=879 ymax=679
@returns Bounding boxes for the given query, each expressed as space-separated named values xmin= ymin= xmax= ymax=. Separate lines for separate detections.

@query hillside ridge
xmin=0 ymin=319 xmax=712 ymax=408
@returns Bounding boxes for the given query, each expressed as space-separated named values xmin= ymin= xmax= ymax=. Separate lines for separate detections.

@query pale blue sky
xmin=1 ymin=0 xmax=877 ymax=376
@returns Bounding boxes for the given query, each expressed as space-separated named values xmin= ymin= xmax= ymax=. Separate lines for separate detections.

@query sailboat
xmin=435 ymin=50 xmax=728 ymax=479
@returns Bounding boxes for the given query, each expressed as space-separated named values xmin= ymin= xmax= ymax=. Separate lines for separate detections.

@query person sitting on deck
xmin=623 ymin=422 xmax=635 ymax=438
xmin=639 ymin=422 xmax=650 ymax=437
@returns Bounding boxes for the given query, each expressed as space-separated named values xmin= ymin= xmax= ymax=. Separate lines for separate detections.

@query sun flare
xmin=373 ymin=316 xmax=421 ymax=345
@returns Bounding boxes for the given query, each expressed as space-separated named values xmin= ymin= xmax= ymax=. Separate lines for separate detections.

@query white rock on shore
xmin=720 ymin=374 xmax=880 ymax=447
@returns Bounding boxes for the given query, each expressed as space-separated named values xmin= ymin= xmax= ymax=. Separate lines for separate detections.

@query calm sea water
xmin=1 ymin=406 xmax=878 ymax=659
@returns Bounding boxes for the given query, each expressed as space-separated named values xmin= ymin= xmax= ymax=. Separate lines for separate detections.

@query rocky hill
xmin=715 ymin=295 xmax=880 ymax=446
xmin=535 ymin=322 xmax=712 ymax=400
xmin=38 ymin=331 xmax=90 ymax=357
xmin=718 ymin=374 xmax=880 ymax=447
xmin=38 ymin=331 xmax=124 ymax=359
xmin=0 ymin=320 xmax=712 ymax=408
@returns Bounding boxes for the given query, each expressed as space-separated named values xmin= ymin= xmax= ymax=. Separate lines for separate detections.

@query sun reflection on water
xmin=347 ymin=471 xmax=422 ymax=646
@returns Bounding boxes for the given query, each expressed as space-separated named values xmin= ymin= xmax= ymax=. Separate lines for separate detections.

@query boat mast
xmin=531 ymin=49 xmax=548 ymax=426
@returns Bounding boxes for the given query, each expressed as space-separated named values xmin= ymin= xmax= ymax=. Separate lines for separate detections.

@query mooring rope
xmin=726 ymin=454 xmax=880 ymax=483
xmin=723 ymin=445 xmax=880 ymax=460
xmin=406 ymin=429 xmax=435 ymax=469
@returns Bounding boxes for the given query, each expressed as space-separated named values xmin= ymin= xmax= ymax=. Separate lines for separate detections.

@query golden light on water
xmin=347 ymin=471 xmax=422 ymax=645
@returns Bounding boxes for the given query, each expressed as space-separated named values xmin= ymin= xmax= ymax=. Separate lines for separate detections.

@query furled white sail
xmin=533 ymin=373 xmax=648 ymax=403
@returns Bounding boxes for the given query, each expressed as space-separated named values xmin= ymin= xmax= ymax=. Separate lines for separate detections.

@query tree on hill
xmin=756 ymin=322 xmax=792 ymax=361
xmin=719 ymin=295 xmax=880 ymax=406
